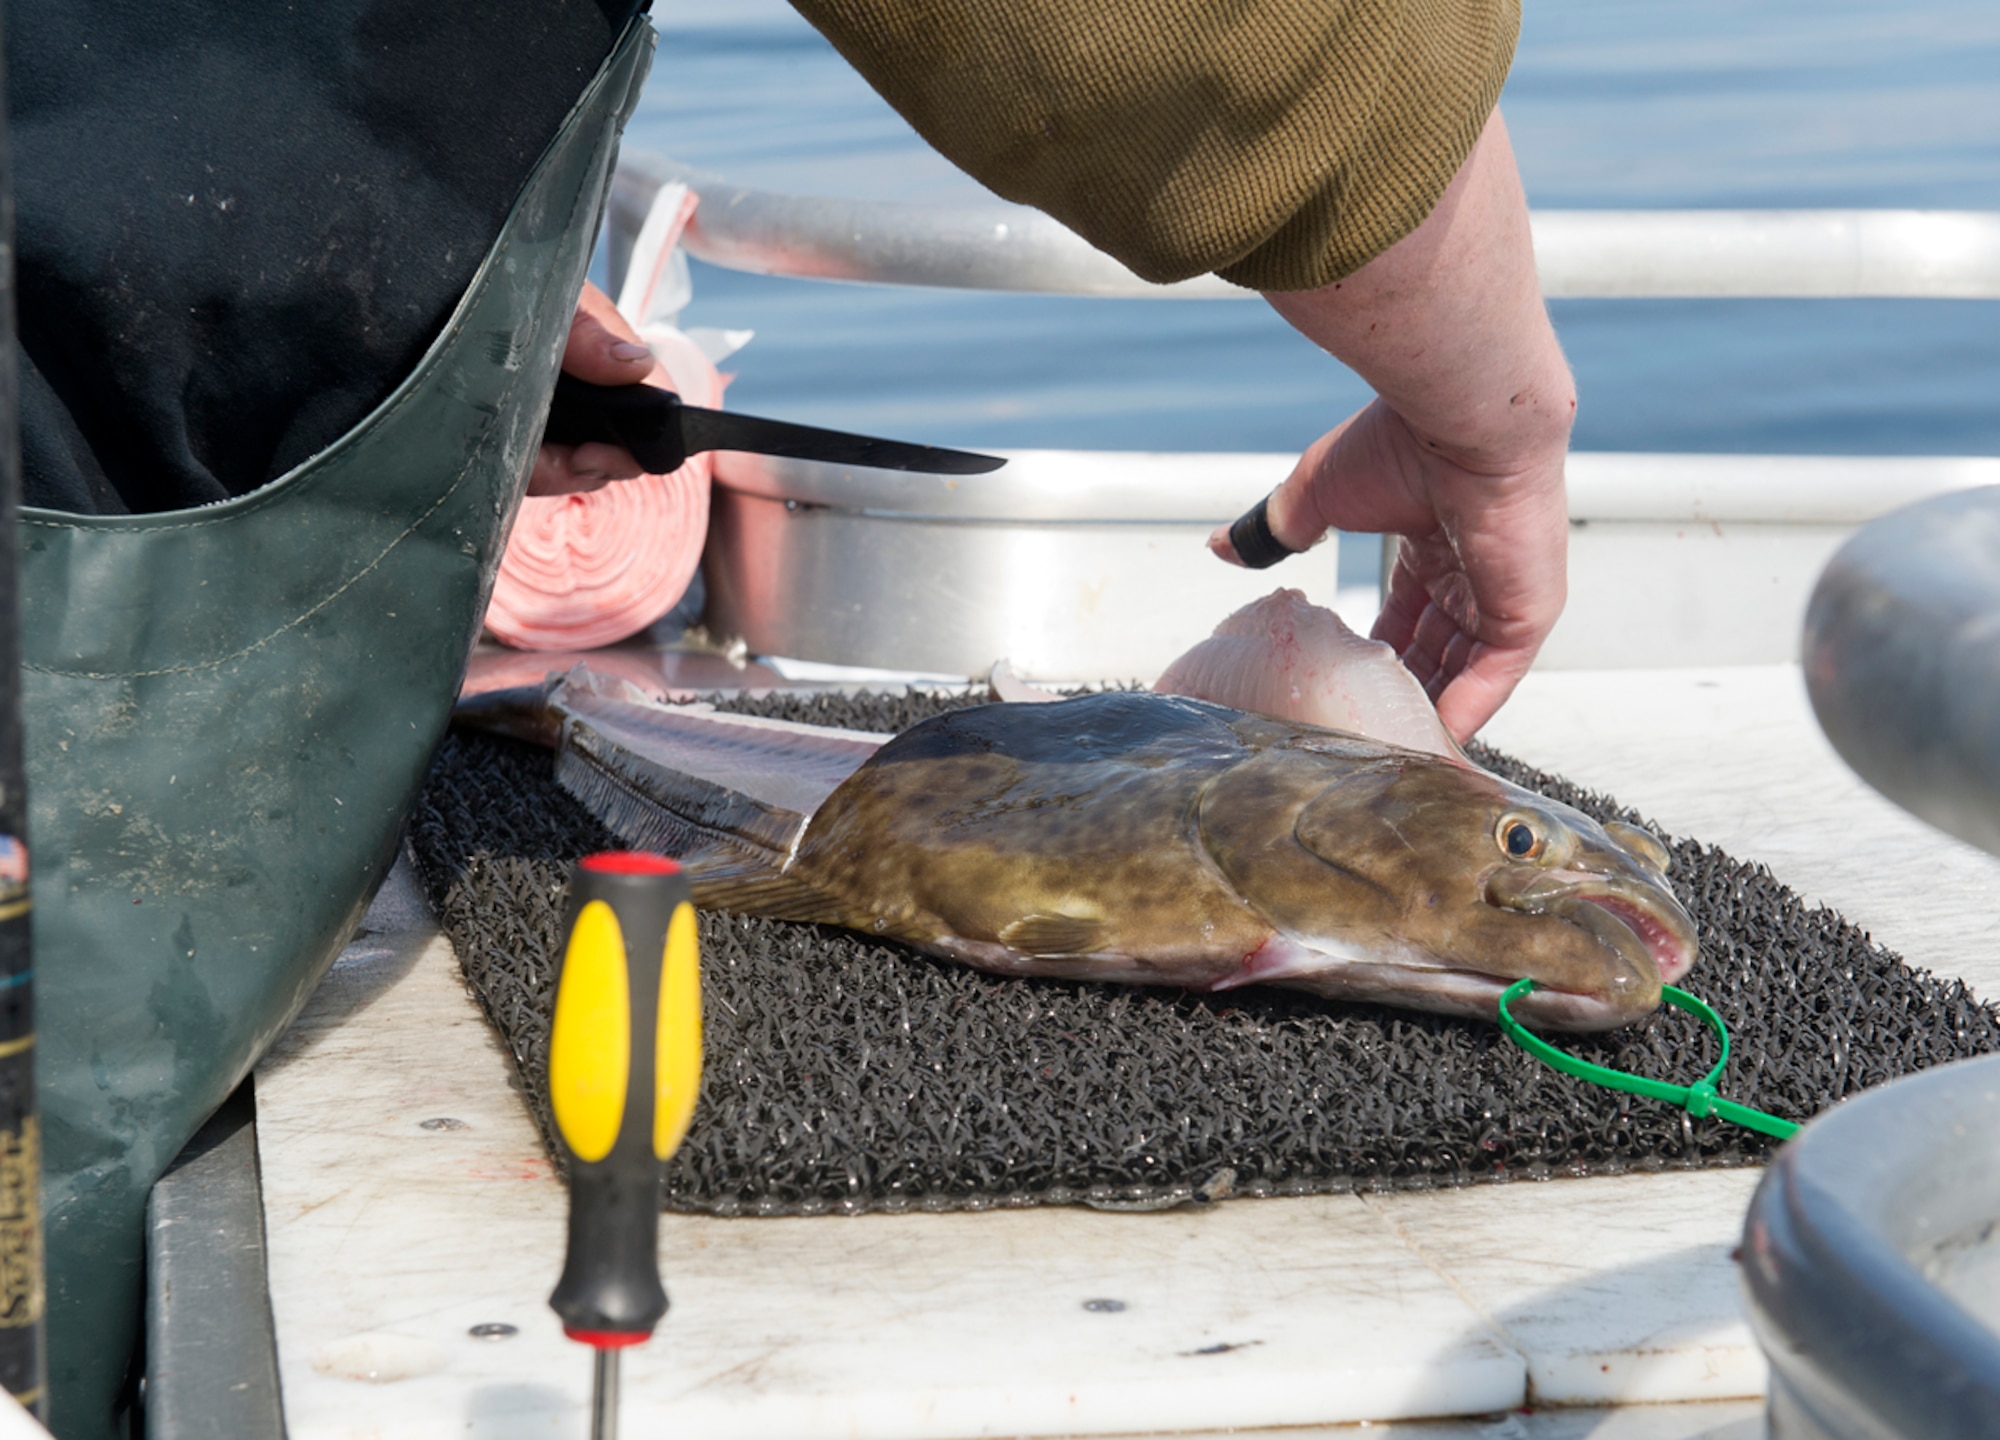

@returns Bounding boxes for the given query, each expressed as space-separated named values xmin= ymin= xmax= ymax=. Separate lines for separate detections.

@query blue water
xmin=629 ymin=0 xmax=1999 ymax=461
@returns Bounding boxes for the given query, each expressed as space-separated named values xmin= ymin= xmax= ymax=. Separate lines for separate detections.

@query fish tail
xmin=556 ymin=718 xmax=805 ymax=864
xmin=555 ymin=732 xmax=845 ymax=924
xmin=554 ymin=746 xmax=728 ymax=857
xmin=450 ymin=680 xmax=565 ymax=748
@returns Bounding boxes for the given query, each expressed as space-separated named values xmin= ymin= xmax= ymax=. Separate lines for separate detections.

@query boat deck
xmin=247 ymin=659 xmax=2000 ymax=1438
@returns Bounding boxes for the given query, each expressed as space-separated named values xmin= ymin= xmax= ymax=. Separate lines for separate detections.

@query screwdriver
xmin=546 ymin=852 xmax=702 ymax=1440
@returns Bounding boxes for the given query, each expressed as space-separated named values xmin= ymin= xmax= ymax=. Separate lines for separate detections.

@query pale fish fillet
xmin=1153 ymin=588 xmax=1465 ymax=762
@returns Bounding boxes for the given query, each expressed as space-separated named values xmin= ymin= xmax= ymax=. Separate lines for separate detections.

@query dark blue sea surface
xmin=634 ymin=0 xmax=1999 ymax=460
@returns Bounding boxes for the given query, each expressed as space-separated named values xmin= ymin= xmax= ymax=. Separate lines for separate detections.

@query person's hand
xmin=1210 ymin=395 xmax=1567 ymax=744
xmin=1207 ymin=108 xmax=1574 ymax=742
xmin=528 ymin=282 xmax=661 ymax=496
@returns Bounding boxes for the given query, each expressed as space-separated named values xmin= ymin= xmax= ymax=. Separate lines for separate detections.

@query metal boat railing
xmin=608 ymin=151 xmax=1999 ymax=679
xmin=613 ymin=151 xmax=2000 ymax=300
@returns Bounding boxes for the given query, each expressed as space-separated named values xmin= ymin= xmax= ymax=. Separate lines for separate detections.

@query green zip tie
xmin=1497 ymin=979 xmax=1801 ymax=1141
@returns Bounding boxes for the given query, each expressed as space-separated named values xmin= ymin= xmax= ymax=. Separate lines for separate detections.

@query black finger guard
xmin=1227 ymin=495 xmax=1297 ymax=570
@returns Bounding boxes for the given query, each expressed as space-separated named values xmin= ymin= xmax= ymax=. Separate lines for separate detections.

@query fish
xmin=455 ymin=671 xmax=1697 ymax=1032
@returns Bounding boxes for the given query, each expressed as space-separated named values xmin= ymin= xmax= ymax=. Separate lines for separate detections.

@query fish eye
xmin=1497 ymin=816 xmax=1544 ymax=860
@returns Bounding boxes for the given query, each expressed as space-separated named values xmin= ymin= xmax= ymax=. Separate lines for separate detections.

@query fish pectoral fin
xmin=998 ymin=913 xmax=1107 ymax=959
xmin=686 ymin=854 xmax=840 ymax=924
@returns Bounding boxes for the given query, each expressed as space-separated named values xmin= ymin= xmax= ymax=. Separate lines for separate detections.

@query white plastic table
xmin=255 ymin=663 xmax=2000 ymax=1438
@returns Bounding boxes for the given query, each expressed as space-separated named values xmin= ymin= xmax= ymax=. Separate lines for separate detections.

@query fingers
xmin=1379 ymin=589 xmax=1521 ymax=742
xmin=562 ymin=281 xmax=657 ymax=385
xmin=1208 ymin=495 xmax=1302 ymax=569
xmin=1372 ymin=532 xmax=1554 ymax=742
xmin=1369 ymin=540 xmax=1424 ymax=654
xmin=1207 ymin=412 xmax=1372 ymax=567
xmin=1373 ymin=541 xmax=1459 ymax=702
xmin=528 ymin=440 xmax=644 ymax=497
xmin=1209 ymin=480 xmax=1321 ymax=568
xmin=530 ymin=283 xmax=662 ymax=495
xmin=1408 ymin=616 xmax=1477 ymax=702
xmin=1433 ymin=648 xmax=1537 ymax=742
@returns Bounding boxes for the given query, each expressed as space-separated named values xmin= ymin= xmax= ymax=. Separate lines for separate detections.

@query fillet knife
xmin=543 ymin=373 xmax=1007 ymax=476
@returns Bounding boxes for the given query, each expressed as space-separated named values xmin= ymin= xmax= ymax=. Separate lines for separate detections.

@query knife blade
xmin=541 ymin=374 xmax=1006 ymax=476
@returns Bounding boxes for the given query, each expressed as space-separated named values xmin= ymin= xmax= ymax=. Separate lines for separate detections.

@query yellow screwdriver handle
xmin=547 ymin=852 xmax=701 ymax=1346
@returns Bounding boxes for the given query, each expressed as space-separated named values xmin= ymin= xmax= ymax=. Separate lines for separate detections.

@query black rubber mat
xmin=407 ymin=689 xmax=2000 ymax=1216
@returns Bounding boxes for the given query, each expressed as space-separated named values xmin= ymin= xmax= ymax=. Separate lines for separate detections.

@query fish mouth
xmin=1575 ymin=887 xmax=1697 ymax=986
xmin=1484 ymin=868 xmax=1700 ymax=1020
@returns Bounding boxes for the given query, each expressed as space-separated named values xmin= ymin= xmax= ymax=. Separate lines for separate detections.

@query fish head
xmin=1207 ymin=746 xmax=1698 ymax=1031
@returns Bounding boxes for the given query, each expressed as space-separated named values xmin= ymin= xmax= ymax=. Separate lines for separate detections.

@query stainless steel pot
xmin=702 ymin=449 xmax=1336 ymax=682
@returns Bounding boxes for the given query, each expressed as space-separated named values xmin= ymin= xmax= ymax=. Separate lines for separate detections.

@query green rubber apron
xmin=18 ymin=21 xmax=654 ymax=1435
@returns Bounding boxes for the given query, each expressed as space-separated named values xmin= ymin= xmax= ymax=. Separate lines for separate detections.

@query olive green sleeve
xmin=789 ymin=0 xmax=1518 ymax=291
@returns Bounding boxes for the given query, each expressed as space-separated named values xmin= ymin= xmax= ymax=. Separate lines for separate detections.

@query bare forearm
xmin=1213 ymin=106 xmax=1573 ymax=741
xmin=1264 ymin=108 xmax=1573 ymax=476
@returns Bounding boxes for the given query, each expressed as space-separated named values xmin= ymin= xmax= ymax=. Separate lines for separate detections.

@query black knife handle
xmin=542 ymin=374 xmax=688 ymax=475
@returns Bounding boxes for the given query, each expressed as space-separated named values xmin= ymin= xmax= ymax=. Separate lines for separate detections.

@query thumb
xmin=561 ymin=281 xmax=656 ymax=384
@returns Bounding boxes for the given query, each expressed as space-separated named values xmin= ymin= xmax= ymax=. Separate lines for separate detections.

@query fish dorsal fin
xmin=683 ymin=852 xmax=842 ymax=924
xmin=998 ymin=913 xmax=1107 ymax=959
